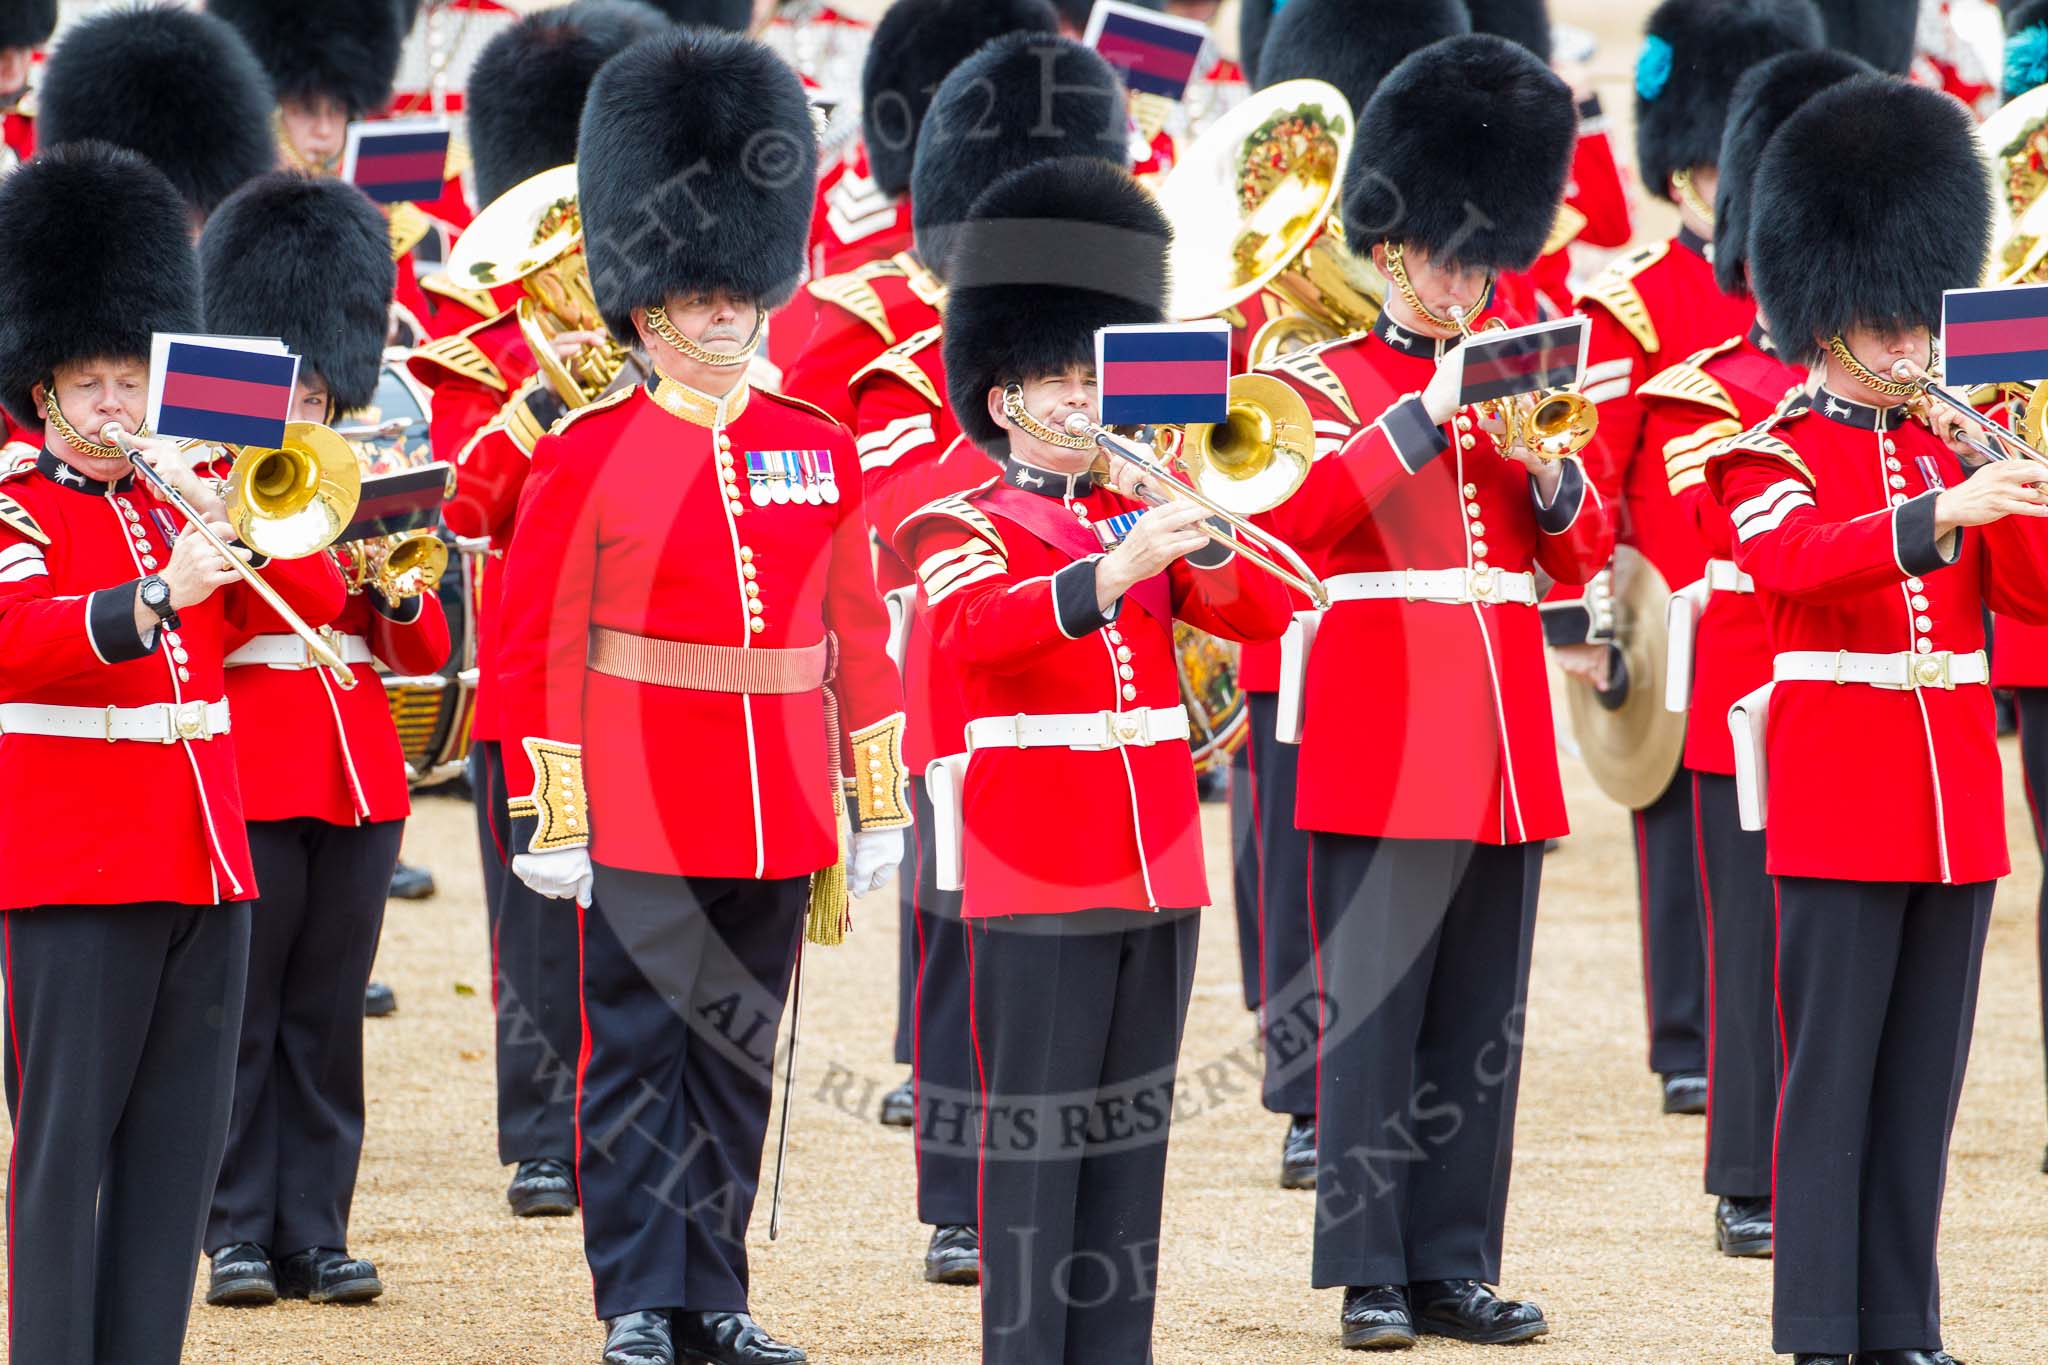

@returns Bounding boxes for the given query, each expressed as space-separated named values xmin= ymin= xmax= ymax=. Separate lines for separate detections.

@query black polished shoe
xmin=509 ymin=1157 xmax=578 ymax=1217
xmin=206 ymin=1242 xmax=278 ymax=1307
xmin=364 ymin=980 xmax=397 ymax=1017
xmin=1854 ymin=1353 xmax=1963 ymax=1365
xmin=1715 ymin=1195 xmax=1772 ymax=1257
xmin=1340 ymin=1285 xmax=1415 ymax=1350
xmin=1662 ymin=1071 xmax=1708 ymax=1115
xmin=276 ymin=1247 xmax=382 ymax=1304
xmin=1793 ymin=1356 xmax=1850 ymax=1365
xmin=1281 ymin=1115 xmax=1318 ymax=1190
xmin=673 ymin=1311 xmax=807 ymax=1365
xmin=878 ymin=1078 xmax=914 ymax=1128
xmin=605 ymin=1311 xmax=676 ymax=1365
xmin=388 ymin=861 xmax=436 ymax=900
xmin=1409 ymin=1279 xmax=1548 ymax=1345
xmin=924 ymin=1223 xmax=980 ymax=1285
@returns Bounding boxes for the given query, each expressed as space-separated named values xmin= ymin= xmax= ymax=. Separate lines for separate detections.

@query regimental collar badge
xmin=1810 ymin=386 xmax=1906 ymax=431
xmin=1372 ymin=312 xmax=1452 ymax=360
xmin=38 ymin=447 xmax=130 ymax=495
xmin=1004 ymin=457 xmax=1094 ymax=500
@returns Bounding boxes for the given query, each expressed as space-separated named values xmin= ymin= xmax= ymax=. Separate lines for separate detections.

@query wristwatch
xmin=138 ymin=574 xmax=180 ymax=631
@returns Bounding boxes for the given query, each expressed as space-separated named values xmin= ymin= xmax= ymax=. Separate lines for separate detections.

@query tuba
xmin=1155 ymin=80 xmax=1384 ymax=366
xmin=444 ymin=164 xmax=638 ymax=409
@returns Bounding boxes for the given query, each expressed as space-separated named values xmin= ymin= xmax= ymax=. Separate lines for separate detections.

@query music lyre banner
xmin=1083 ymin=1 xmax=1212 ymax=103
xmin=342 ymin=116 xmax=451 ymax=205
xmin=340 ymin=464 xmax=455 ymax=543
xmin=1940 ymin=283 xmax=2048 ymax=387
xmin=1097 ymin=321 xmax=1231 ymax=426
xmin=1456 ymin=316 xmax=1589 ymax=407
xmin=147 ymin=334 xmax=299 ymax=449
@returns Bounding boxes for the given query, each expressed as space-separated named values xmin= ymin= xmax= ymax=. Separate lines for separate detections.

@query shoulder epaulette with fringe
xmin=900 ymin=489 xmax=1007 ymax=555
xmin=410 ymin=313 xmax=514 ymax=393
xmin=546 ymin=383 xmax=636 ymax=437
xmin=1636 ymin=338 xmax=1743 ymax=417
xmin=1576 ymin=240 xmax=1670 ymax=355
xmin=806 ymin=259 xmax=910 ymax=344
xmin=850 ymin=326 xmax=943 ymax=407
xmin=1261 ymin=341 xmax=1358 ymax=424
xmin=0 ymin=488 xmax=48 ymax=546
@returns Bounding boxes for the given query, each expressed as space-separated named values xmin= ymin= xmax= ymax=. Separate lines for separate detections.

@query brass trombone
xmin=101 ymin=423 xmax=360 ymax=687
xmin=1893 ymin=360 xmax=2048 ymax=467
xmin=1446 ymin=304 xmax=1599 ymax=461
xmin=1062 ymin=374 xmax=1330 ymax=607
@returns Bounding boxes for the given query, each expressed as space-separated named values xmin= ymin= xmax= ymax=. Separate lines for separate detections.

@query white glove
xmin=1419 ymin=346 xmax=1469 ymax=426
xmin=847 ymin=827 xmax=904 ymax=897
xmin=512 ymin=848 xmax=593 ymax=906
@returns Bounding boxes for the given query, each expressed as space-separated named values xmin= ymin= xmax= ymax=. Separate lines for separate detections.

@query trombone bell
xmin=1180 ymin=373 xmax=1316 ymax=515
xmin=226 ymin=421 xmax=362 ymax=560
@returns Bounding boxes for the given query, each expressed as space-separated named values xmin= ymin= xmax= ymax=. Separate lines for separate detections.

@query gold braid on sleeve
xmin=846 ymin=713 xmax=911 ymax=831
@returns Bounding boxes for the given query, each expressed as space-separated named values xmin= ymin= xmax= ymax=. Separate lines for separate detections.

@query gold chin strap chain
xmin=44 ymin=399 xmax=125 ymax=461
xmin=1671 ymin=168 xmax=1716 ymax=229
xmin=644 ymin=305 xmax=763 ymax=369
xmin=1826 ymin=335 xmax=1921 ymax=400
xmin=1382 ymin=242 xmax=1490 ymax=335
xmin=1001 ymin=385 xmax=1094 ymax=451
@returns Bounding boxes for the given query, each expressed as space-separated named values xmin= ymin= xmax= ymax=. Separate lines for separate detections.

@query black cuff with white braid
xmin=1533 ymin=460 xmax=1586 ymax=534
xmin=1541 ymin=601 xmax=1595 ymax=646
xmin=1053 ymin=557 xmax=1118 ymax=637
xmin=1383 ymin=395 xmax=1449 ymax=474
xmin=369 ymin=588 xmax=424 ymax=623
xmin=88 ymin=582 xmax=159 ymax=664
xmin=1892 ymin=490 xmax=1957 ymax=577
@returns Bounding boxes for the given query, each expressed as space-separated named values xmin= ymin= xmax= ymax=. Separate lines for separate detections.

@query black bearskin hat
xmin=1257 ymin=0 xmax=1469 ymax=105
xmin=943 ymin=156 xmax=1170 ymax=449
xmin=1712 ymin=48 xmax=1869 ymax=297
xmin=911 ymin=33 xmax=1130 ymax=276
xmin=2006 ymin=0 xmax=2048 ymax=97
xmin=861 ymin=0 xmax=1061 ymax=199
xmin=199 ymin=174 xmax=394 ymax=415
xmin=1465 ymin=0 xmax=1554 ymax=63
xmin=643 ymin=0 xmax=752 ymax=28
xmin=0 ymin=0 xmax=56 ymax=51
xmin=1343 ymin=34 xmax=1575 ymax=273
xmin=1750 ymin=75 xmax=1989 ymax=366
xmin=1052 ymin=0 xmax=1157 ymax=27
xmin=39 ymin=5 xmax=276 ymax=218
xmin=1240 ymin=1 xmax=1280 ymax=83
xmin=0 ymin=142 xmax=201 ymax=428
xmin=468 ymin=0 xmax=671 ymax=208
xmin=1814 ymin=0 xmax=1917 ymax=74
xmin=210 ymin=0 xmax=403 ymax=117
xmin=1633 ymin=0 xmax=1821 ymax=202
xmin=579 ymin=28 xmax=817 ymax=339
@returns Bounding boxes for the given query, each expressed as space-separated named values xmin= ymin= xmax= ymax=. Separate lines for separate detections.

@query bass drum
xmin=1176 ymin=622 xmax=1249 ymax=773
xmin=349 ymin=351 xmax=480 ymax=787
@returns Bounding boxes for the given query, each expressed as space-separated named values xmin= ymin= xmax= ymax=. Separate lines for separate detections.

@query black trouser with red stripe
xmin=5 ymin=901 xmax=250 ymax=1365
xmin=1249 ymin=693 xmax=1318 ymax=1119
xmin=1690 ymin=773 xmax=1777 ymax=1198
xmin=471 ymin=739 xmax=581 ymax=1167
xmin=1633 ymin=773 xmax=1707 ymax=1076
xmin=579 ymin=865 xmax=808 ymax=1320
xmin=208 ymin=817 xmax=402 ymax=1257
xmin=2015 ymin=688 xmax=2048 ymax=1128
xmin=1772 ymin=876 xmax=1989 ymax=1356
xmin=970 ymin=907 xmax=1199 ymax=1365
xmin=1228 ymin=717 xmax=1263 ymax=1012
xmin=1308 ymin=835 xmax=1541 ymax=1289
xmin=907 ymin=778 xmax=977 ymax=1228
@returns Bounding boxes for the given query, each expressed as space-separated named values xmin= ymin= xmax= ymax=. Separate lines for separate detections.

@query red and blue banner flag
xmin=342 ymin=116 xmax=452 ymax=205
xmin=1097 ymin=321 xmax=1232 ymax=426
xmin=149 ymin=336 xmax=299 ymax=448
xmin=1083 ymin=1 xmax=1211 ymax=102
xmin=1941 ymin=284 xmax=2048 ymax=387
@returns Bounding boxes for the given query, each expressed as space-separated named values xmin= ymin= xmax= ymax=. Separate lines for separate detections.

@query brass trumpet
xmin=343 ymin=530 xmax=448 ymax=601
xmin=1446 ymin=304 xmax=1598 ymax=461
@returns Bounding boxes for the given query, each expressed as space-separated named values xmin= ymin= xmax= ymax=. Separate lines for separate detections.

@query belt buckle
xmin=1909 ymin=651 xmax=1953 ymax=691
xmin=175 ymin=700 xmax=207 ymax=741
xmin=1112 ymin=709 xmax=1151 ymax=748
xmin=1469 ymin=567 xmax=1497 ymax=602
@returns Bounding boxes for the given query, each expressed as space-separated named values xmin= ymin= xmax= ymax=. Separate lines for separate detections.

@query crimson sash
xmin=975 ymin=485 xmax=1175 ymax=627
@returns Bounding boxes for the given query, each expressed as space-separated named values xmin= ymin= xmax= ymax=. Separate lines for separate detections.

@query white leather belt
xmin=1706 ymin=559 xmax=1755 ymax=594
xmin=1773 ymin=649 xmax=1988 ymax=691
xmin=965 ymin=705 xmax=1191 ymax=752
xmin=225 ymin=632 xmax=373 ymax=670
xmin=1325 ymin=567 xmax=1538 ymax=607
xmin=0 ymin=698 xmax=231 ymax=743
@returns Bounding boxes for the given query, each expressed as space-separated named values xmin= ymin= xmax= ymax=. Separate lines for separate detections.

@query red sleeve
xmin=444 ymin=404 xmax=530 ymax=542
xmin=0 ymin=525 xmax=143 ymax=694
xmin=1977 ymin=500 xmax=2048 ymax=626
xmin=1710 ymin=449 xmax=1952 ymax=602
xmin=1567 ymin=126 xmax=1632 ymax=248
xmin=817 ymin=426 xmax=907 ymax=778
xmin=1531 ymin=458 xmax=1616 ymax=586
xmin=367 ymin=589 xmax=452 ymax=676
xmin=422 ymin=376 xmax=506 ymax=472
xmin=220 ymin=550 xmax=348 ymax=652
xmin=1166 ymin=537 xmax=1294 ymax=644
xmin=779 ymin=308 xmax=867 ymax=430
xmin=1575 ymin=306 xmax=1650 ymax=503
xmin=1254 ymin=389 xmax=1452 ymax=554
xmin=1643 ymin=396 xmax=1744 ymax=561
xmin=905 ymin=516 xmax=1086 ymax=675
xmin=855 ymin=377 xmax=990 ymax=546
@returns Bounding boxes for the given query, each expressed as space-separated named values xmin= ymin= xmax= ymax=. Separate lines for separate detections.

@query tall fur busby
xmin=1342 ymin=34 xmax=1575 ymax=273
xmin=911 ymin=33 xmax=1130 ymax=276
xmin=1634 ymin=0 xmax=1821 ymax=203
xmin=2006 ymin=0 xmax=2048 ymax=97
xmin=0 ymin=0 xmax=56 ymax=51
xmin=1256 ymin=0 xmax=1470 ymax=104
xmin=943 ymin=156 xmax=1170 ymax=449
xmin=1711 ymin=47 xmax=1869 ymax=297
xmin=199 ymin=174 xmax=395 ymax=415
xmin=1749 ymin=75 xmax=1990 ymax=366
xmin=578 ymin=28 xmax=817 ymax=340
xmin=468 ymin=0 xmax=672 ymax=208
xmin=643 ymin=0 xmax=752 ymax=29
xmin=1240 ymin=1 xmax=1280 ymax=84
xmin=1464 ymin=0 xmax=1554 ymax=64
xmin=1813 ymin=0 xmax=1918 ymax=74
xmin=210 ymin=0 xmax=404 ymax=117
xmin=861 ymin=0 xmax=1061 ymax=199
xmin=38 ymin=5 xmax=276 ymax=218
xmin=0 ymin=142 xmax=201 ymax=428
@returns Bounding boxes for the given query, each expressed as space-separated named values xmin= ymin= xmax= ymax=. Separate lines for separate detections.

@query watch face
xmin=142 ymin=577 xmax=169 ymax=608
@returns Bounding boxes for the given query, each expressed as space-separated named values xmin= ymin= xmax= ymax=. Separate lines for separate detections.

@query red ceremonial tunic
xmin=1254 ymin=315 xmax=1615 ymax=844
xmin=1706 ymin=392 xmax=2048 ymax=884
xmin=496 ymin=376 xmax=906 ymax=879
xmin=782 ymin=251 xmax=944 ymax=430
xmin=898 ymin=460 xmax=1292 ymax=917
xmin=1637 ymin=326 xmax=1802 ymax=774
xmin=770 ymin=142 xmax=917 ymax=381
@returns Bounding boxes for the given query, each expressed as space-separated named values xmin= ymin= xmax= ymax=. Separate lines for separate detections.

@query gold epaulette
xmin=388 ymin=201 xmax=431 ymax=260
xmin=0 ymin=489 xmax=48 ymax=546
xmin=849 ymin=326 xmax=942 ymax=407
xmin=903 ymin=491 xmax=1007 ymax=556
xmin=1636 ymin=342 xmax=1742 ymax=418
xmin=411 ymin=322 xmax=510 ymax=393
xmin=1543 ymin=201 xmax=1588 ymax=257
xmin=806 ymin=259 xmax=910 ymax=344
xmin=756 ymin=386 xmax=845 ymax=431
xmin=1577 ymin=240 xmax=1669 ymax=355
xmin=1663 ymin=418 xmax=1742 ymax=496
xmin=1709 ymin=418 xmax=1815 ymax=486
xmin=1260 ymin=343 xmax=1358 ymax=423
xmin=545 ymin=382 xmax=636 ymax=438
xmin=419 ymin=271 xmax=496 ymax=319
